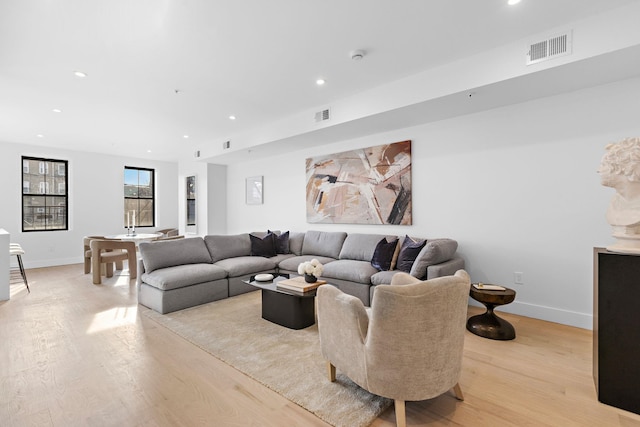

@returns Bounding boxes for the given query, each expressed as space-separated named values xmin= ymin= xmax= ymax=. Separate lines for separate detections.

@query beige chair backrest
xmin=318 ymin=270 xmax=470 ymax=402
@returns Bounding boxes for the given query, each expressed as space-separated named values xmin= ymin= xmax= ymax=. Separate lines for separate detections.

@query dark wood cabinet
xmin=593 ymin=247 xmax=640 ymax=415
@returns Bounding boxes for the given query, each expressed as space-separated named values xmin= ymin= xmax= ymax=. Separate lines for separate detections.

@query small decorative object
xmin=298 ymin=259 xmax=323 ymax=283
xmin=599 ymin=137 xmax=640 ymax=253
xmin=254 ymin=273 xmax=274 ymax=282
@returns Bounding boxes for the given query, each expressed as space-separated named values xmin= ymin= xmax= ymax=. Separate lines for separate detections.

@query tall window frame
xmin=22 ymin=156 xmax=69 ymax=232
xmin=124 ymin=166 xmax=155 ymax=228
xmin=186 ymin=176 xmax=196 ymax=226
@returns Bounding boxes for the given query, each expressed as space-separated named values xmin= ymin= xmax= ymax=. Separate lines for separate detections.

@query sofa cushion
xmin=339 ymin=233 xmax=391 ymax=261
xmin=289 ymin=232 xmax=305 ymax=255
xmin=277 ymin=255 xmax=337 ymax=272
xmin=370 ymin=237 xmax=399 ymax=271
xmin=270 ymin=253 xmax=296 ymax=264
xmin=322 ymin=260 xmax=379 ymax=284
xmin=302 ymin=230 xmax=347 ymax=259
xmin=141 ymin=263 xmax=227 ymax=291
xmin=371 ymin=270 xmax=401 ymax=286
xmin=214 ymin=256 xmax=277 ymax=277
xmin=139 ymin=237 xmax=212 ymax=273
xmin=410 ymin=239 xmax=459 ymax=279
xmin=250 ymin=233 xmax=277 ymax=257
xmin=205 ymin=234 xmax=251 ymax=263
xmin=396 ymin=235 xmax=427 ymax=273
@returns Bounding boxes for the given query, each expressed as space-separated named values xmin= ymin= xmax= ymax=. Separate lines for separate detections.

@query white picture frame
xmin=246 ymin=175 xmax=263 ymax=205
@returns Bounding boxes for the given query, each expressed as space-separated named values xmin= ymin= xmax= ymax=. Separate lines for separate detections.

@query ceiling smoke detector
xmin=350 ymin=50 xmax=365 ymax=61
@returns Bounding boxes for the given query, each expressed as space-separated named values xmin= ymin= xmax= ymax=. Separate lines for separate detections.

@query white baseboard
xmin=20 ymin=257 xmax=83 ymax=270
xmin=470 ymin=299 xmax=593 ymax=330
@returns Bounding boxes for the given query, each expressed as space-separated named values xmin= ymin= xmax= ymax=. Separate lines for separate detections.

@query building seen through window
xmin=22 ymin=156 xmax=68 ymax=231
xmin=124 ymin=166 xmax=155 ymax=228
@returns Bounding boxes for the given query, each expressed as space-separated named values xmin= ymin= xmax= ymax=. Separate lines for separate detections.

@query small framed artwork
xmin=246 ymin=175 xmax=263 ymax=205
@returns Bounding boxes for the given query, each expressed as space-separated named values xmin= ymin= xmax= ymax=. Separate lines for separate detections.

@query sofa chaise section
xmin=138 ymin=237 xmax=228 ymax=314
xmin=204 ymin=233 xmax=279 ymax=296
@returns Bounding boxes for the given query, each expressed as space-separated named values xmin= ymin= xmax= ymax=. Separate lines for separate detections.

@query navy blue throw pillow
xmin=250 ymin=233 xmax=277 ymax=257
xmin=396 ymin=235 xmax=426 ymax=273
xmin=371 ymin=237 xmax=399 ymax=271
xmin=268 ymin=230 xmax=290 ymax=254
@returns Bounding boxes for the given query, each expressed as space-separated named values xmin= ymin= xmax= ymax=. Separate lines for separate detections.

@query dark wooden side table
xmin=466 ymin=284 xmax=516 ymax=340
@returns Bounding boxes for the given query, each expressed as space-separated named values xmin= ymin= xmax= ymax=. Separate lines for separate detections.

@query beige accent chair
xmin=90 ymin=239 xmax=137 ymax=285
xmin=83 ymin=236 xmax=123 ymax=274
xmin=157 ymin=228 xmax=179 ymax=237
xmin=156 ymin=234 xmax=185 ymax=241
xmin=317 ymin=270 xmax=471 ymax=427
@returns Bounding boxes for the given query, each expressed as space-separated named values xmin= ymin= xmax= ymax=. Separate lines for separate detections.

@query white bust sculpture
xmin=599 ymin=137 xmax=640 ymax=253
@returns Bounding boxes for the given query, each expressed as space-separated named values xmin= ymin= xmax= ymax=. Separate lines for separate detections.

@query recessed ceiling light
xmin=183 ymin=135 xmax=189 ymax=139
xmin=229 ymin=115 xmax=236 ymax=120
xmin=316 ymin=79 xmax=326 ymax=86
xmin=52 ymin=108 xmax=62 ymax=113
xmin=147 ymin=149 xmax=152 ymax=153
xmin=36 ymin=134 xmax=44 ymax=138
xmin=73 ymin=71 xmax=87 ymax=78
xmin=508 ymin=0 xmax=521 ymax=5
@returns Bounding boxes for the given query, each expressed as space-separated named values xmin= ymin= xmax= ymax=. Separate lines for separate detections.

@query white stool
xmin=10 ymin=244 xmax=30 ymax=293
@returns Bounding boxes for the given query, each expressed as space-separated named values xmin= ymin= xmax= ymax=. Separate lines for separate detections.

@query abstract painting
xmin=305 ymin=140 xmax=412 ymax=225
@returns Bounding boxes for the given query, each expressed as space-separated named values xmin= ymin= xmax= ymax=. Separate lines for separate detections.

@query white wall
xmin=225 ymin=76 xmax=640 ymax=329
xmin=178 ymin=161 xmax=227 ymax=236
xmin=0 ymin=142 xmax=178 ymax=268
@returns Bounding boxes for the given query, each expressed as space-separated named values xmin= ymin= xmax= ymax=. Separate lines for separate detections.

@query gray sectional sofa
xmin=137 ymin=230 xmax=464 ymax=314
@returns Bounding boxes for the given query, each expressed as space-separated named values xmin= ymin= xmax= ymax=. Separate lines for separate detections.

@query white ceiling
xmin=1 ymin=0 xmax=638 ymax=162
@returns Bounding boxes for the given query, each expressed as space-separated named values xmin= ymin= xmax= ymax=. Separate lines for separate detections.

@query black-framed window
xmin=22 ymin=156 xmax=68 ymax=232
xmin=124 ymin=166 xmax=155 ymax=228
xmin=186 ymin=176 xmax=196 ymax=226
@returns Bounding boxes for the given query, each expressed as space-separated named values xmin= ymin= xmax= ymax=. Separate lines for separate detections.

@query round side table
xmin=467 ymin=284 xmax=516 ymax=340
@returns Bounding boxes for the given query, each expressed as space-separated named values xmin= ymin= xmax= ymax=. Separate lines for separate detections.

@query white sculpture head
xmin=599 ymin=137 xmax=640 ymax=253
xmin=599 ymin=137 xmax=640 ymax=189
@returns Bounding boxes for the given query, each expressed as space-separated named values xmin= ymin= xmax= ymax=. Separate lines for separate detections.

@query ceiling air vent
xmin=314 ymin=108 xmax=330 ymax=123
xmin=526 ymin=30 xmax=572 ymax=65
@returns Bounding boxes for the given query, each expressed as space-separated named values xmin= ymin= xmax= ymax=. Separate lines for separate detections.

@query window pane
xmin=187 ymin=200 xmax=196 ymax=225
xmin=124 ymin=167 xmax=155 ymax=228
xmin=22 ymin=157 xmax=68 ymax=231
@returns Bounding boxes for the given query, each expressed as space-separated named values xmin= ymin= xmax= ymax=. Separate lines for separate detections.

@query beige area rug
xmin=141 ymin=292 xmax=392 ymax=427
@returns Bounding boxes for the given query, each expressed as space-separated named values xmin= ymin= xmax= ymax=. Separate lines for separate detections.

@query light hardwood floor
xmin=1 ymin=264 xmax=639 ymax=427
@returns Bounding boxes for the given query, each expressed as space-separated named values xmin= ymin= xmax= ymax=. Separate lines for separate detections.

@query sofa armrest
xmin=426 ymin=256 xmax=465 ymax=279
xmin=136 ymin=259 xmax=146 ymax=287
xmin=317 ymin=284 xmax=369 ymax=378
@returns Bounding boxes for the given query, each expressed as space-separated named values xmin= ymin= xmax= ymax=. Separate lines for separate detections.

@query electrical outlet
xmin=514 ymin=271 xmax=524 ymax=285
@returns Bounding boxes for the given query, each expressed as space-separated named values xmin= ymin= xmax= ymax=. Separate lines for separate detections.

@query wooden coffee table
xmin=244 ymin=273 xmax=318 ymax=330
xmin=466 ymin=284 xmax=516 ymax=340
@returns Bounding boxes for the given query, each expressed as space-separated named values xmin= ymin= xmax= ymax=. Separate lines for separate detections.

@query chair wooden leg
xmin=84 ymin=257 xmax=91 ymax=274
xmin=453 ymin=382 xmax=464 ymax=401
xmin=394 ymin=400 xmax=406 ymax=427
xmin=115 ymin=260 xmax=124 ymax=271
xmin=327 ymin=362 xmax=336 ymax=382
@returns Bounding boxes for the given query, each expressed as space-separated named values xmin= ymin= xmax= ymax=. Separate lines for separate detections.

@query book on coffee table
xmin=277 ymin=276 xmax=327 ymax=293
